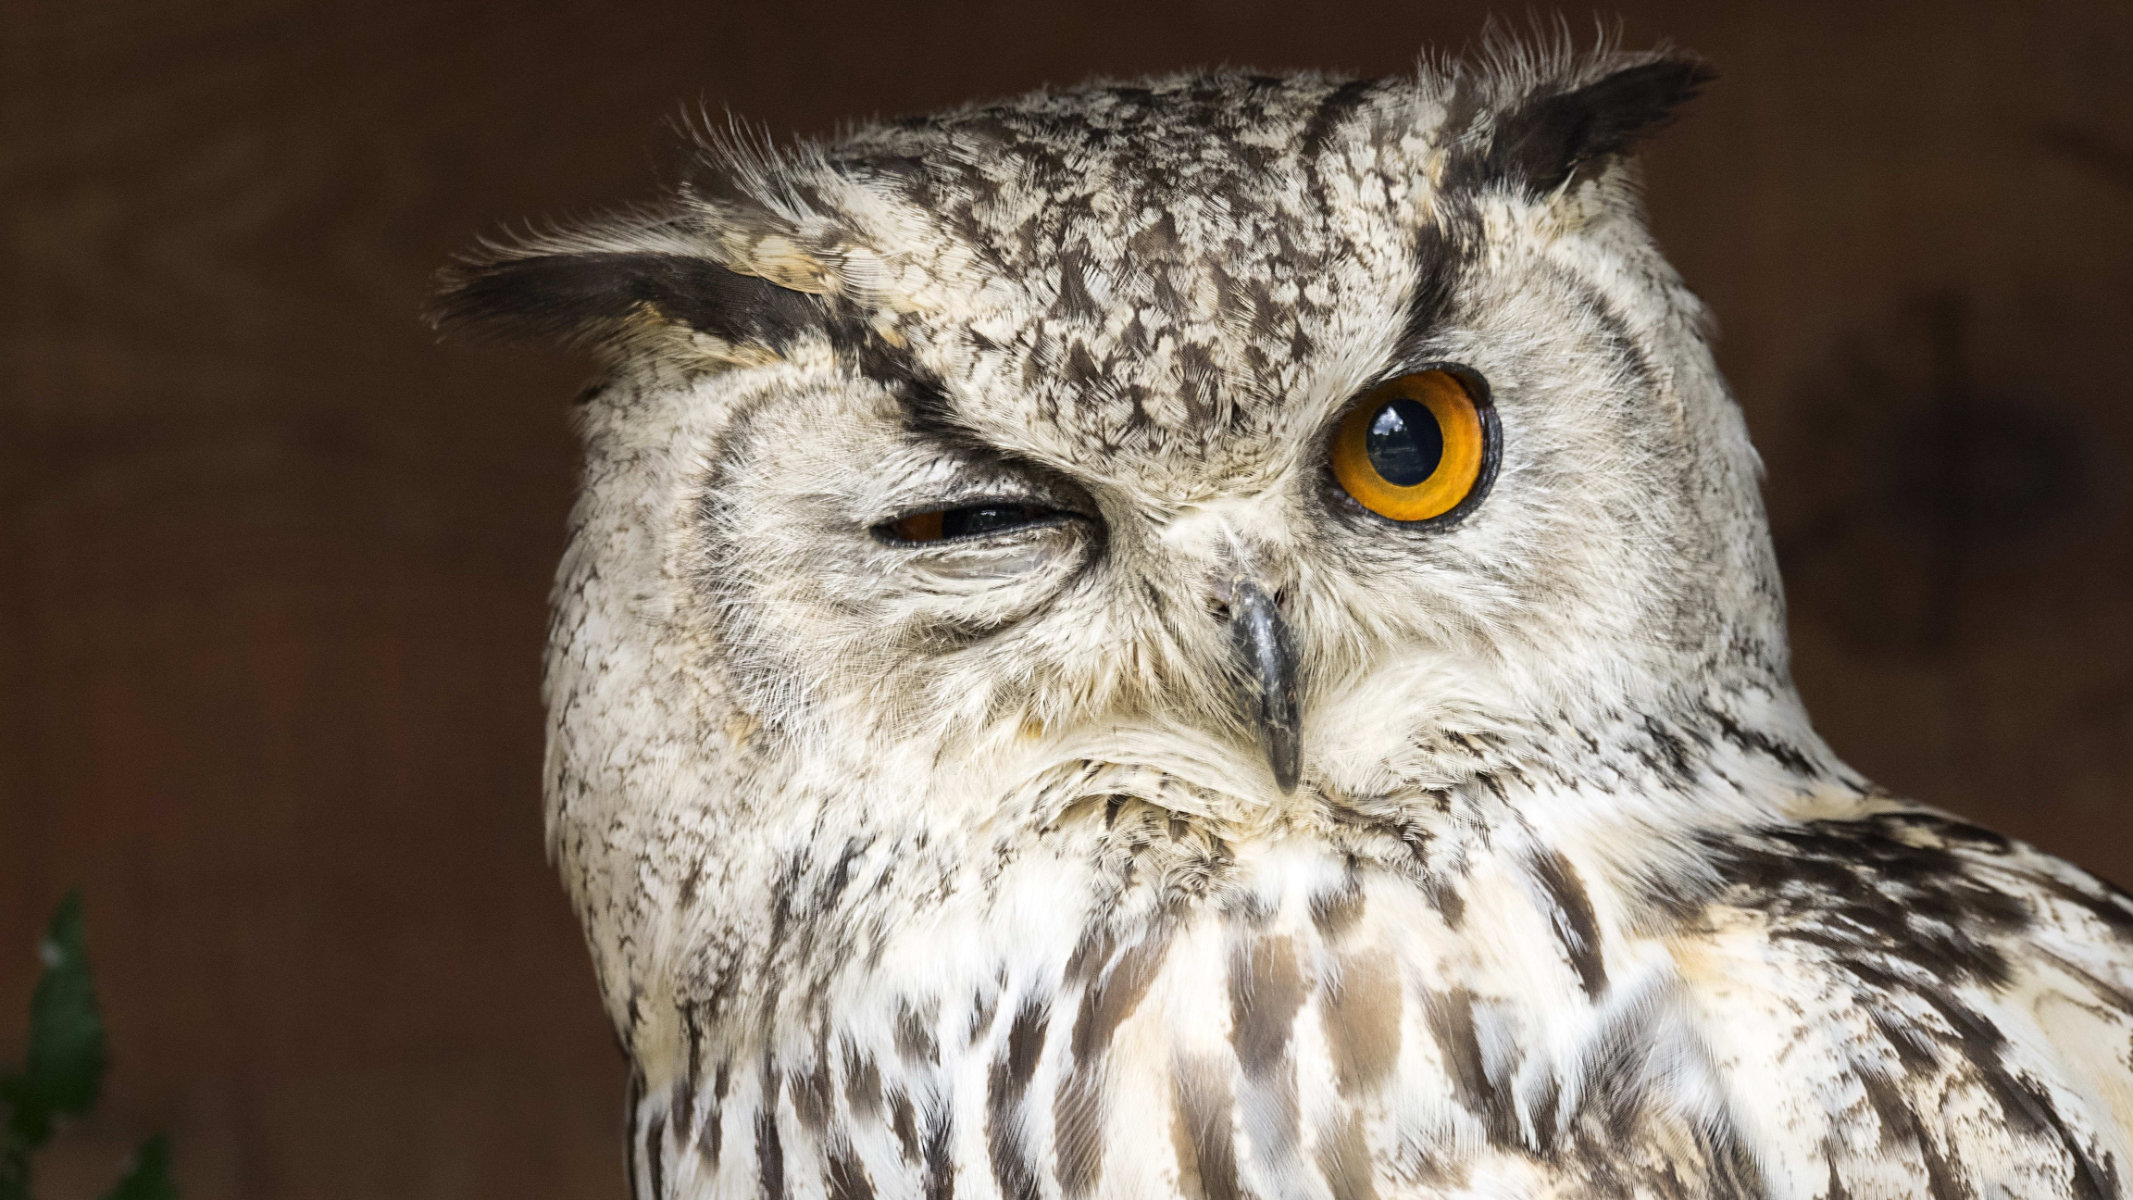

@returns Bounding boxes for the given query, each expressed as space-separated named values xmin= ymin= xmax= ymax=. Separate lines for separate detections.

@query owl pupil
xmin=1365 ymin=398 xmax=1445 ymax=486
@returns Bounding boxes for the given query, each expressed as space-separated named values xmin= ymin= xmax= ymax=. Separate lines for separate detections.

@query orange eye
xmin=1330 ymin=369 xmax=1493 ymax=523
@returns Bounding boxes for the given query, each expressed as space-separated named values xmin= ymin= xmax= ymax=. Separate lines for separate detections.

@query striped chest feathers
xmin=628 ymin=819 xmax=1772 ymax=1200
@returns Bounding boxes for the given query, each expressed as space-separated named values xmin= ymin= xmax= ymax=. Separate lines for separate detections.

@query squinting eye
xmin=1331 ymin=368 xmax=1494 ymax=523
xmin=883 ymin=503 xmax=1066 ymax=543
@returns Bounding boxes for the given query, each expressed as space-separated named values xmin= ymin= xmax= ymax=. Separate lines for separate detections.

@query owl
xmin=434 ymin=41 xmax=2133 ymax=1200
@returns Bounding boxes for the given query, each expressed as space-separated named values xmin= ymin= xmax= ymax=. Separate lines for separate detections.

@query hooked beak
xmin=1227 ymin=578 xmax=1301 ymax=793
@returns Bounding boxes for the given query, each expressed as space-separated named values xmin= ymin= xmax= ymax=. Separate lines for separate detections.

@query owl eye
xmin=1331 ymin=368 xmax=1495 ymax=523
xmin=881 ymin=503 xmax=1069 ymax=543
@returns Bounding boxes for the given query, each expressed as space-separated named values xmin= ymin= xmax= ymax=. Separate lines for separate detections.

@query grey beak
xmin=1228 ymin=578 xmax=1301 ymax=793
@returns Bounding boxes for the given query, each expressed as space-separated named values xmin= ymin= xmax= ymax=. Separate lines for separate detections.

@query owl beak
xmin=1227 ymin=577 xmax=1301 ymax=793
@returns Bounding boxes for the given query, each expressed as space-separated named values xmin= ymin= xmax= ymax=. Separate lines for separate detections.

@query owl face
xmin=437 ymin=50 xmax=1791 ymax=987
xmin=692 ymin=206 xmax=1711 ymax=795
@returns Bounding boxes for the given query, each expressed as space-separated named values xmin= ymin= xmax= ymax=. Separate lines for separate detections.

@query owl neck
xmin=598 ymin=672 xmax=1852 ymax=1038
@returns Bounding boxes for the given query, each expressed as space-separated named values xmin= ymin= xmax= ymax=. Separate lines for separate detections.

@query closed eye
xmin=877 ymin=502 xmax=1076 ymax=544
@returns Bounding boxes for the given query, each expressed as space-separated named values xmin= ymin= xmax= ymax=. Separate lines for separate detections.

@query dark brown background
xmin=4 ymin=1 xmax=2131 ymax=1196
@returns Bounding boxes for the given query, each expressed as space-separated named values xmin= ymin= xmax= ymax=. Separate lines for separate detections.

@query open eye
xmin=880 ymin=502 xmax=1070 ymax=543
xmin=1331 ymin=368 xmax=1495 ymax=523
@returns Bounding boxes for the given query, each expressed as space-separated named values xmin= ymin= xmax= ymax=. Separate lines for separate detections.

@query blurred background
xmin=4 ymin=1 xmax=2131 ymax=1196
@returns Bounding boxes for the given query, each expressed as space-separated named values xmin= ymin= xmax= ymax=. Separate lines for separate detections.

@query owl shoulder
xmin=1653 ymin=803 xmax=2133 ymax=1197
xmin=1677 ymin=803 xmax=2133 ymax=1001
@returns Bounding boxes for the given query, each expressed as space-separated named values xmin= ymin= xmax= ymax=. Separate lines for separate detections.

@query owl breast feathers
xmin=435 ymin=40 xmax=2133 ymax=1200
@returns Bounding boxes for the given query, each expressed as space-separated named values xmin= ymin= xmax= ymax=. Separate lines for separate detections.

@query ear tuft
xmin=1484 ymin=56 xmax=1714 ymax=195
xmin=428 ymin=246 xmax=827 ymax=354
xmin=429 ymin=136 xmax=854 ymax=360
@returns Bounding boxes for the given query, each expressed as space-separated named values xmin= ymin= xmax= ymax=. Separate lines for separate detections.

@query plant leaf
xmin=1 ymin=892 xmax=108 ymax=1150
xmin=101 ymin=1135 xmax=176 ymax=1200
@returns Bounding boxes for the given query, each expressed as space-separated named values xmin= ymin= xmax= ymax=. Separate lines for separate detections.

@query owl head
xmin=436 ymin=45 xmax=1822 ymax=1017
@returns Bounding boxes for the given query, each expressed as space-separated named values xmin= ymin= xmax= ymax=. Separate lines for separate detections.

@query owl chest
xmin=635 ymin=840 xmax=1751 ymax=1200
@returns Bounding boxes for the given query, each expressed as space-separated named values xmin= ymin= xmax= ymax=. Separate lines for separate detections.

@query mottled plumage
xmin=435 ymin=40 xmax=2133 ymax=1200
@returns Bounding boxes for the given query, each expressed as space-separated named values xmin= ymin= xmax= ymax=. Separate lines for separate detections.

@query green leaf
xmin=101 ymin=1135 xmax=175 ymax=1200
xmin=1 ymin=892 xmax=109 ymax=1151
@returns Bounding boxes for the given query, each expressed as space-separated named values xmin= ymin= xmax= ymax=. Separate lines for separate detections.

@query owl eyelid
xmin=1364 ymin=360 xmax=1494 ymax=409
xmin=1319 ymin=360 xmax=1494 ymax=452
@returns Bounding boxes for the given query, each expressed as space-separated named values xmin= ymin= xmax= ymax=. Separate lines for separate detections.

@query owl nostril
xmin=1206 ymin=585 xmax=1290 ymax=623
